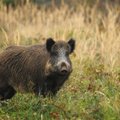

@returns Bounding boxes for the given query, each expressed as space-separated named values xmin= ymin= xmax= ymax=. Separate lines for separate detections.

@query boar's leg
xmin=0 ymin=85 xmax=16 ymax=100
xmin=0 ymin=66 xmax=16 ymax=100
xmin=40 ymin=82 xmax=58 ymax=97
xmin=33 ymin=84 xmax=41 ymax=96
xmin=32 ymin=82 xmax=44 ymax=96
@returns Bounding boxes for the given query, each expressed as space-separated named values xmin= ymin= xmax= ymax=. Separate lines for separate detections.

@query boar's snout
xmin=57 ymin=61 xmax=71 ymax=75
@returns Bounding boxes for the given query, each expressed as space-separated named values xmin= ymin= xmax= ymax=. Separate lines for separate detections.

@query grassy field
xmin=0 ymin=2 xmax=120 ymax=120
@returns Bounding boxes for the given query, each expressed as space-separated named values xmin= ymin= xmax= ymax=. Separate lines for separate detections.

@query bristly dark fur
xmin=0 ymin=38 xmax=75 ymax=100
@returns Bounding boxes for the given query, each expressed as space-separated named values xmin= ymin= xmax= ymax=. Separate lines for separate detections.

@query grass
xmin=0 ymin=2 xmax=120 ymax=120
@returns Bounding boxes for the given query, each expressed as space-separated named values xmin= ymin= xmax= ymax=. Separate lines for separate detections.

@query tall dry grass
xmin=0 ymin=3 xmax=120 ymax=70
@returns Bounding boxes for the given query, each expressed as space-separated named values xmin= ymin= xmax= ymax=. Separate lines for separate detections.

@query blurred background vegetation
xmin=1 ymin=0 xmax=120 ymax=10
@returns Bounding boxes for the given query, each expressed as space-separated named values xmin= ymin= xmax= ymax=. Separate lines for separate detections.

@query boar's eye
xmin=66 ymin=51 xmax=69 ymax=56
xmin=68 ymin=38 xmax=75 ymax=54
xmin=46 ymin=38 xmax=55 ymax=52
xmin=51 ymin=51 xmax=58 ymax=56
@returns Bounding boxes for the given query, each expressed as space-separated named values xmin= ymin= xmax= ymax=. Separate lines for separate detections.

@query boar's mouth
xmin=55 ymin=67 xmax=72 ymax=77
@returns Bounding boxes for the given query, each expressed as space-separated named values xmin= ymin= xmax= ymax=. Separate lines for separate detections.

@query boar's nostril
xmin=57 ymin=61 xmax=70 ymax=75
xmin=60 ymin=65 xmax=68 ymax=75
xmin=60 ymin=69 xmax=68 ymax=75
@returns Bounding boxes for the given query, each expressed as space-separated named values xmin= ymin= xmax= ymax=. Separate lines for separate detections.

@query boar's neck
xmin=43 ymin=74 xmax=69 ymax=95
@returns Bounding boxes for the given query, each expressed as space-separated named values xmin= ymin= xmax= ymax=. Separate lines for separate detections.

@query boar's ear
xmin=68 ymin=38 xmax=75 ymax=53
xmin=46 ymin=38 xmax=55 ymax=52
